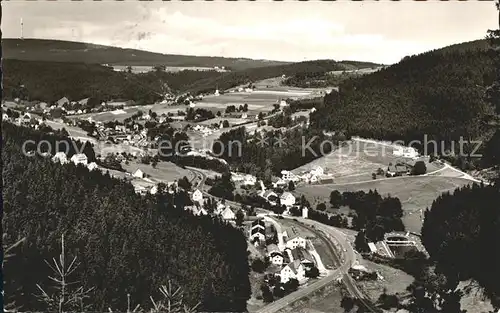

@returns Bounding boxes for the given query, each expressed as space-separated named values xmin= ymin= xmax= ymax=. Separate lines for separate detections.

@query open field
xmin=278 ymin=218 xmax=316 ymax=239
xmin=296 ymin=176 xmax=473 ymax=233
xmin=231 ymin=77 xmax=334 ymax=97
xmin=111 ymin=65 xmax=227 ymax=73
xmin=197 ymin=116 xmax=251 ymax=126
xmin=283 ymin=284 xmax=344 ymax=313
xmin=122 ymin=161 xmax=194 ymax=183
xmin=198 ymin=90 xmax=307 ymax=113
xmin=94 ymin=143 xmax=146 ymax=157
xmin=293 ymin=139 xmax=442 ymax=184
xmin=310 ymin=238 xmax=335 ymax=268
xmin=357 ymin=258 xmax=414 ymax=302
xmin=44 ymin=120 xmax=97 ymax=143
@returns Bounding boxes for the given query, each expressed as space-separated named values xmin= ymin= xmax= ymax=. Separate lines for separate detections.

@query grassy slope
xmin=2 ymin=38 xmax=289 ymax=71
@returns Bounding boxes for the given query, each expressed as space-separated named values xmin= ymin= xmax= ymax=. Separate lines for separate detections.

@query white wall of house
xmin=221 ymin=208 xmax=236 ymax=220
xmin=270 ymin=254 xmax=284 ymax=266
xmin=133 ymin=169 xmax=144 ymax=178
xmin=280 ymin=193 xmax=296 ymax=207
xmin=286 ymin=237 xmax=307 ymax=250
xmin=192 ymin=189 xmax=204 ymax=203
xmin=250 ymin=232 xmax=266 ymax=242
xmin=302 ymin=207 xmax=309 ymax=219
xmin=279 ymin=266 xmax=296 ymax=283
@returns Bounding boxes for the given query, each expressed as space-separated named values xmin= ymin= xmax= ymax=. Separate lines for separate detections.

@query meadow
xmin=296 ymin=176 xmax=473 ymax=234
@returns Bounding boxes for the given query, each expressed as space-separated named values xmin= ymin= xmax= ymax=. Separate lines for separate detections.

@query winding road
xmin=186 ymin=167 xmax=380 ymax=313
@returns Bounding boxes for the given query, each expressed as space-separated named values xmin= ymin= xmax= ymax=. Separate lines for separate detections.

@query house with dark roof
xmin=267 ymin=245 xmax=285 ymax=265
xmin=277 ymin=260 xmax=306 ymax=283
xmin=251 ymin=219 xmax=265 ymax=231
xmin=290 ymin=248 xmax=315 ymax=268
xmin=386 ymin=163 xmax=409 ymax=177
xmin=249 ymin=227 xmax=266 ymax=243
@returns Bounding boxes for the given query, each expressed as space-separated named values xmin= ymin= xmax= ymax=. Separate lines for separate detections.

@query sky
xmin=2 ymin=1 xmax=498 ymax=64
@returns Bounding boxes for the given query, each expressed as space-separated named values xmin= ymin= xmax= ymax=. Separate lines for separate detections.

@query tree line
xmin=3 ymin=59 xmax=220 ymax=104
xmin=212 ymin=126 xmax=346 ymax=180
xmin=310 ymin=43 xmax=494 ymax=165
xmin=2 ymin=123 xmax=251 ymax=312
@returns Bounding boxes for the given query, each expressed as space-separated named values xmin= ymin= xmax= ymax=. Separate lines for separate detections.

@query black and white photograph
xmin=1 ymin=1 xmax=500 ymax=312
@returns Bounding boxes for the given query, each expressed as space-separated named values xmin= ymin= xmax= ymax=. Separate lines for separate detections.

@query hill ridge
xmin=2 ymin=38 xmax=291 ymax=71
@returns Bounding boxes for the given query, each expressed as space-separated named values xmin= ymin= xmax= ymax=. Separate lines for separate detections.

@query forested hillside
xmin=2 ymin=123 xmax=251 ymax=312
xmin=310 ymin=39 xmax=494 ymax=154
xmin=421 ymin=183 xmax=500 ymax=308
xmin=3 ymin=59 xmax=220 ymax=104
xmin=2 ymin=38 xmax=288 ymax=70
xmin=4 ymin=58 xmax=378 ymax=104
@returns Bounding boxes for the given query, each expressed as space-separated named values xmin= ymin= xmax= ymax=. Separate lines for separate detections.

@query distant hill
xmin=186 ymin=59 xmax=380 ymax=95
xmin=310 ymin=39 xmax=495 ymax=157
xmin=1 ymin=38 xmax=290 ymax=71
xmin=2 ymin=59 xmax=221 ymax=104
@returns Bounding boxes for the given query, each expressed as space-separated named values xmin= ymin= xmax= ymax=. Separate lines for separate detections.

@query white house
xmin=52 ymin=152 xmax=69 ymax=164
xmin=269 ymin=252 xmax=285 ymax=266
xmin=187 ymin=206 xmax=208 ymax=216
xmin=56 ymin=97 xmax=70 ymax=107
xmin=367 ymin=242 xmax=378 ymax=254
xmin=214 ymin=202 xmax=226 ymax=215
xmin=279 ymin=100 xmax=289 ymax=108
xmin=302 ymin=207 xmax=309 ymax=219
xmin=150 ymin=185 xmax=158 ymax=195
xmin=242 ymin=175 xmax=257 ymax=186
xmin=241 ymin=113 xmax=248 ymax=119
xmin=250 ymin=228 xmax=266 ymax=243
xmin=134 ymin=185 xmax=148 ymax=195
xmin=280 ymin=192 xmax=296 ymax=207
xmin=87 ymin=162 xmax=98 ymax=171
xmin=285 ymin=236 xmax=307 ymax=250
xmin=393 ymin=146 xmax=418 ymax=159
xmin=71 ymin=153 xmax=88 ymax=166
xmin=132 ymin=169 xmax=145 ymax=179
xmin=278 ymin=260 xmax=306 ymax=283
xmin=221 ymin=207 xmax=236 ymax=220
xmin=244 ymin=88 xmax=253 ymax=93
xmin=22 ymin=113 xmax=32 ymax=122
xmin=191 ymin=189 xmax=204 ymax=205
xmin=214 ymin=89 xmax=220 ymax=96
xmin=311 ymin=166 xmax=324 ymax=176
xmin=281 ymin=170 xmax=301 ymax=182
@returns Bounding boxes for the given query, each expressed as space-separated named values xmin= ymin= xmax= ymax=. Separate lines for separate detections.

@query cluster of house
xmin=19 ymin=97 xmax=132 ymax=117
xmin=130 ymin=169 xmax=179 ymax=195
xmin=3 ymin=112 xmax=38 ymax=127
xmin=192 ymin=124 xmax=217 ymax=136
xmin=279 ymin=166 xmax=333 ymax=185
xmin=94 ymin=121 xmax=150 ymax=148
xmin=386 ymin=163 xmax=411 ymax=177
xmin=184 ymin=189 xmax=239 ymax=220
xmin=249 ymin=219 xmax=317 ymax=284
xmin=50 ymin=151 xmax=99 ymax=171
xmin=234 ymin=87 xmax=255 ymax=93
xmin=231 ymin=172 xmax=257 ymax=186
xmin=392 ymin=146 xmax=419 ymax=159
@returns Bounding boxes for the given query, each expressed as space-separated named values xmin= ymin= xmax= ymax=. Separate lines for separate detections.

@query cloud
xmin=3 ymin=1 xmax=497 ymax=64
